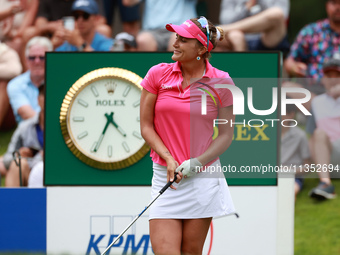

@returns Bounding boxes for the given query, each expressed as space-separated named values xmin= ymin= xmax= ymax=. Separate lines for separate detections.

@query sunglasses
xmin=197 ymin=16 xmax=210 ymax=50
xmin=28 ymin=56 xmax=45 ymax=61
xmin=73 ymin=12 xmax=90 ymax=21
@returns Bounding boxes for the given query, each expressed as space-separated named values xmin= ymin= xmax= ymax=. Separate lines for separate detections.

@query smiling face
xmin=171 ymin=34 xmax=206 ymax=63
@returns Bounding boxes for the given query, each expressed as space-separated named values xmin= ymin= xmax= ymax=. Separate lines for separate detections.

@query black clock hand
xmin=93 ymin=113 xmax=112 ymax=152
xmin=107 ymin=112 xmax=127 ymax=137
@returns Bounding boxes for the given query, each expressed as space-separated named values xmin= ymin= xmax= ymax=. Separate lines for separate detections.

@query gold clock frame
xmin=59 ymin=67 xmax=150 ymax=170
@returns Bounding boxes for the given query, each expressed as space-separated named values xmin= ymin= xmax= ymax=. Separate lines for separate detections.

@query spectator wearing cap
xmin=25 ymin=0 xmax=111 ymax=41
xmin=53 ymin=0 xmax=113 ymax=51
xmin=112 ymin=32 xmax=137 ymax=51
xmin=306 ymin=53 xmax=340 ymax=200
xmin=7 ymin=36 xmax=52 ymax=123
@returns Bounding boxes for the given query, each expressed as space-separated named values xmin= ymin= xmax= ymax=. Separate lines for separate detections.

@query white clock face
xmin=67 ymin=77 xmax=144 ymax=164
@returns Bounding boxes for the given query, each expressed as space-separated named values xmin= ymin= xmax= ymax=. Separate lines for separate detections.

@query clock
xmin=59 ymin=67 xmax=150 ymax=170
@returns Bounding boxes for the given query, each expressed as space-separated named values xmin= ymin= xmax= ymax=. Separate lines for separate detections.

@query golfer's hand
xmin=166 ymin=159 xmax=181 ymax=190
xmin=176 ymin=158 xmax=202 ymax=179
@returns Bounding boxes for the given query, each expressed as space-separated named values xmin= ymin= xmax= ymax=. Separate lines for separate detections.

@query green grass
xmin=295 ymin=178 xmax=340 ymax=254
xmin=0 ymin=129 xmax=15 ymax=155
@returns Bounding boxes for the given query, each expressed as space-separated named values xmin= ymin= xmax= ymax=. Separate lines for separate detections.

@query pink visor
xmin=166 ymin=19 xmax=213 ymax=52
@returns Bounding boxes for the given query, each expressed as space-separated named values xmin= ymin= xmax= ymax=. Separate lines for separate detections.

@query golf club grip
xmin=159 ymin=173 xmax=178 ymax=194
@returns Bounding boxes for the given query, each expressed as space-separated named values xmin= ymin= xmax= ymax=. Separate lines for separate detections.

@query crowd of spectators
xmin=281 ymin=0 xmax=340 ymax=200
xmin=0 ymin=0 xmax=339 ymax=201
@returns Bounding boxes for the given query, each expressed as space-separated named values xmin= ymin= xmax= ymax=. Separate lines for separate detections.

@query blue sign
xmin=0 ymin=189 xmax=46 ymax=253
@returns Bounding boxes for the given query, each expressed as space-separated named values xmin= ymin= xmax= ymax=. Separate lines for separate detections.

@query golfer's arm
xmin=140 ymin=89 xmax=175 ymax=163
xmin=197 ymin=105 xmax=234 ymax=166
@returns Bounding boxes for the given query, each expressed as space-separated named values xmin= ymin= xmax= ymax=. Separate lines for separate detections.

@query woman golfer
xmin=140 ymin=17 xmax=236 ymax=255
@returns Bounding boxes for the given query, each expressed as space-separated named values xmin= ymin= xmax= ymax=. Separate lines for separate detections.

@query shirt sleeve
xmin=288 ymin=25 xmax=311 ymax=62
xmin=140 ymin=64 xmax=162 ymax=94
xmin=7 ymin=79 xmax=31 ymax=115
xmin=55 ymin=43 xmax=78 ymax=51
xmin=97 ymin=38 xmax=114 ymax=51
xmin=55 ymin=44 xmax=65 ymax=51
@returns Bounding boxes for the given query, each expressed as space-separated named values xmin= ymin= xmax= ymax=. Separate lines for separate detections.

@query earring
xmin=197 ymin=56 xmax=201 ymax=61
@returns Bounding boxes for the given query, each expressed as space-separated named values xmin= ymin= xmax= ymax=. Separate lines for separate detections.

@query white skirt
xmin=149 ymin=159 xmax=236 ymax=220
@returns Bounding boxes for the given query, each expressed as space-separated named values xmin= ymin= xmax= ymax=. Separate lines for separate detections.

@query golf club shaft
xmin=101 ymin=174 xmax=179 ymax=255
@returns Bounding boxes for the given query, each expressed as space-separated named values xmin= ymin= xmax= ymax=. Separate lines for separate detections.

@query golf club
xmin=101 ymin=171 xmax=181 ymax=255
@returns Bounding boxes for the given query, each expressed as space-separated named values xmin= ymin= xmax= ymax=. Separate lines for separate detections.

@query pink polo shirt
xmin=141 ymin=60 xmax=234 ymax=166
